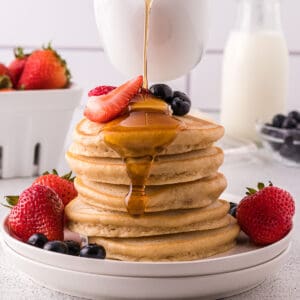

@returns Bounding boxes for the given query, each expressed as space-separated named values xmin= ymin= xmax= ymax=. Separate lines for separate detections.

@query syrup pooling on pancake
xmin=103 ymin=94 xmax=185 ymax=215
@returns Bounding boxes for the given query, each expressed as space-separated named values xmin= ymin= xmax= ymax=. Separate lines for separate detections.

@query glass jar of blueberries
xmin=257 ymin=110 xmax=300 ymax=166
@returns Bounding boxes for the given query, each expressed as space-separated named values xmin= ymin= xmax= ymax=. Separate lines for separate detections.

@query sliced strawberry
xmin=88 ymin=85 xmax=116 ymax=97
xmin=84 ymin=75 xmax=143 ymax=123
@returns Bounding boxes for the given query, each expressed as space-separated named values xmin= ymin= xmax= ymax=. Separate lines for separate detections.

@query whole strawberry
xmin=18 ymin=44 xmax=71 ymax=90
xmin=0 ymin=63 xmax=13 ymax=89
xmin=33 ymin=170 xmax=77 ymax=206
xmin=7 ymin=184 xmax=64 ymax=242
xmin=237 ymin=182 xmax=295 ymax=245
xmin=8 ymin=47 xmax=29 ymax=87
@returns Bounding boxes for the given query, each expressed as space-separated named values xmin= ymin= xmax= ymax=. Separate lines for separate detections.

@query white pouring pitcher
xmin=94 ymin=0 xmax=210 ymax=82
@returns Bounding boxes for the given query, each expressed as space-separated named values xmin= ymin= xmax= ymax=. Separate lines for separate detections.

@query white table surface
xmin=0 ymin=150 xmax=299 ymax=300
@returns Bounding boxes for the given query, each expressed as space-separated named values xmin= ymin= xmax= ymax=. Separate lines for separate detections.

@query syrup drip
xmin=102 ymin=0 xmax=184 ymax=216
xmin=103 ymin=95 xmax=184 ymax=215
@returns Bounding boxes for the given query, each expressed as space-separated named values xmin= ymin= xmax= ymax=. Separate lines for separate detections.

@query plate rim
xmin=1 ymin=214 xmax=293 ymax=278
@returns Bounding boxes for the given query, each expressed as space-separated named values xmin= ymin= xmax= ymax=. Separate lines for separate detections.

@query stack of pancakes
xmin=65 ymin=115 xmax=240 ymax=261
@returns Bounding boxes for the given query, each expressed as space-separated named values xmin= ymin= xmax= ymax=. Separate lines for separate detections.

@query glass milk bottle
xmin=220 ymin=0 xmax=289 ymax=141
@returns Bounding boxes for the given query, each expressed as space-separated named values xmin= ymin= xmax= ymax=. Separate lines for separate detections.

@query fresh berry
xmin=149 ymin=84 xmax=173 ymax=101
xmin=297 ymin=123 xmax=300 ymax=130
xmin=173 ymin=91 xmax=191 ymax=104
xmin=33 ymin=170 xmax=77 ymax=206
xmin=170 ymin=96 xmax=191 ymax=116
xmin=79 ymin=244 xmax=106 ymax=259
xmin=288 ymin=111 xmax=300 ymax=123
xmin=229 ymin=202 xmax=237 ymax=218
xmin=282 ymin=117 xmax=297 ymax=129
xmin=0 ymin=63 xmax=13 ymax=89
xmin=18 ymin=44 xmax=70 ymax=90
xmin=7 ymin=184 xmax=64 ymax=242
xmin=236 ymin=182 xmax=295 ymax=245
xmin=88 ymin=86 xmax=116 ymax=97
xmin=84 ymin=75 xmax=143 ymax=123
xmin=44 ymin=241 xmax=68 ymax=254
xmin=8 ymin=47 xmax=29 ymax=87
xmin=65 ymin=240 xmax=81 ymax=256
xmin=272 ymin=114 xmax=286 ymax=128
xmin=27 ymin=233 xmax=48 ymax=248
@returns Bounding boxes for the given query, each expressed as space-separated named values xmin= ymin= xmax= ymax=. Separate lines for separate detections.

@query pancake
xmin=71 ymin=115 xmax=224 ymax=158
xmin=75 ymin=173 xmax=227 ymax=212
xmin=89 ymin=218 xmax=240 ymax=261
xmin=66 ymin=198 xmax=230 ymax=238
xmin=66 ymin=147 xmax=224 ymax=185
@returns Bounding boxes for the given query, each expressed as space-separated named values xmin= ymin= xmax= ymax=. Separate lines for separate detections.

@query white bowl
xmin=0 ymin=85 xmax=82 ymax=178
xmin=1 ymin=215 xmax=292 ymax=277
xmin=1 ymin=238 xmax=290 ymax=300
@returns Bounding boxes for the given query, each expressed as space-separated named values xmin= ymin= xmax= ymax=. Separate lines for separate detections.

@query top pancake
xmin=70 ymin=115 xmax=224 ymax=158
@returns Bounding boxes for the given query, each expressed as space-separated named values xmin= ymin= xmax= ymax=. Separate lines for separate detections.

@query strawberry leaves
xmin=246 ymin=181 xmax=274 ymax=195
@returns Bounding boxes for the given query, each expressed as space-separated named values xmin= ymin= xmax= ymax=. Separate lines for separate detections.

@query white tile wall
xmin=0 ymin=0 xmax=300 ymax=110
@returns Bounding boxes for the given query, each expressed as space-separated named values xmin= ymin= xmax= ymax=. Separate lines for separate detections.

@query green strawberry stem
xmin=0 ymin=75 xmax=13 ymax=89
xmin=245 ymin=181 xmax=273 ymax=195
xmin=42 ymin=169 xmax=75 ymax=182
xmin=14 ymin=47 xmax=26 ymax=59
xmin=4 ymin=195 xmax=19 ymax=207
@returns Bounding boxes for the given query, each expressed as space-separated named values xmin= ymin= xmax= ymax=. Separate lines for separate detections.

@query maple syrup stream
xmin=103 ymin=0 xmax=184 ymax=216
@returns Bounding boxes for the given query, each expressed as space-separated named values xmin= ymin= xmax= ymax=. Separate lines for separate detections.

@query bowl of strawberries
xmin=0 ymin=45 xmax=82 ymax=178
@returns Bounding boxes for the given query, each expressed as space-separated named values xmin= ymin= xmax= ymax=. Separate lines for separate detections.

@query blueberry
xmin=288 ymin=111 xmax=300 ymax=122
xmin=65 ymin=240 xmax=81 ymax=256
xmin=297 ymin=123 xmax=300 ymax=130
xmin=43 ymin=241 xmax=68 ymax=254
xmin=149 ymin=84 xmax=173 ymax=101
xmin=79 ymin=244 xmax=106 ymax=259
xmin=272 ymin=114 xmax=286 ymax=128
xmin=172 ymin=91 xmax=191 ymax=104
xmin=27 ymin=233 xmax=48 ymax=248
xmin=229 ymin=206 xmax=237 ymax=218
xmin=282 ymin=117 xmax=297 ymax=129
xmin=170 ymin=97 xmax=191 ymax=116
xmin=229 ymin=202 xmax=237 ymax=217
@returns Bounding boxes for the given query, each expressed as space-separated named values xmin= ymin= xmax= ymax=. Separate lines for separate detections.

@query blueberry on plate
xmin=288 ymin=111 xmax=300 ymax=123
xmin=170 ymin=96 xmax=191 ymax=116
xmin=272 ymin=114 xmax=286 ymax=128
xmin=27 ymin=233 xmax=48 ymax=248
xmin=229 ymin=202 xmax=237 ymax=218
xmin=282 ymin=117 xmax=297 ymax=129
xmin=65 ymin=240 xmax=81 ymax=256
xmin=43 ymin=241 xmax=68 ymax=254
xmin=149 ymin=84 xmax=173 ymax=101
xmin=80 ymin=244 xmax=106 ymax=259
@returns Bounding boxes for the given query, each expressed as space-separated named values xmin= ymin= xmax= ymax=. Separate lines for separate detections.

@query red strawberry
xmin=84 ymin=75 xmax=143 ymax=123
xmin=18 ymin=44 xmax=71 ymax=90
xmin=33 ymin=170 xmax=77 ymax=206
xmin=7 ymin=184 xmax=64 ymax=242
xmin=236 ymin=182 xmax=295 ymax=245
xmin=8 ymin=47 xmax=29 ymax=87
xmin=0 ymin=63 xmax=13 ymax=89
xmin=88 ymin=85 xmax=116 ymax=97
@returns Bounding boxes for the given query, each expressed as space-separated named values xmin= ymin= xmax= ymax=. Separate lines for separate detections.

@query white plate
xmin=1 ymin=239 xmax=290 ymax=300
xmin=1 ymin=216 xmax=292 ymax=277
